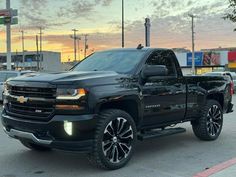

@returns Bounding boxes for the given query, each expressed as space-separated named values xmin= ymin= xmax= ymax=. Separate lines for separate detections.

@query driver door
xmin=141 ymin=50 xmax=187 ymax=127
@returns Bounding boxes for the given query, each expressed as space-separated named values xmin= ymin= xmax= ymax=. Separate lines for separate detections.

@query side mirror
xmin=142 ymin=65 xmax=168 ymax=78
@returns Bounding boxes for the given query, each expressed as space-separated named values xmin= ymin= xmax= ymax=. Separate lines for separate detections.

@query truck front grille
xmin=9 ymin=86 xmax=56 ymax=99
xmin=6 ymin=102 xmax=54 ymax=121
xmin=6 ymin=86 xmax=56 ymax=122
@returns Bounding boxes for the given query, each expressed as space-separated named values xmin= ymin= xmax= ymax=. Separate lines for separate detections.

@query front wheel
xmin=192 ymin=100 xmax=223 ymax=141
xmin=88 ymin=109 xmax=137 ymax=170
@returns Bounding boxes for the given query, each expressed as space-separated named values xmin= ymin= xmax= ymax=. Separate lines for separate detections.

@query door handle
xmin=174 ymin=84 xmax=182 ymax=87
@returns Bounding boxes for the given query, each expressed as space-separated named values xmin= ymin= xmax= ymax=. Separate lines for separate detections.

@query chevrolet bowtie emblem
xmin=17 ymin=96 xmax=28 ymax=104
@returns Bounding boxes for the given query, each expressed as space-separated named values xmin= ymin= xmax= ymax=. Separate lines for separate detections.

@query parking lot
xmin=0 ymin=96 xmax=235 ymax=177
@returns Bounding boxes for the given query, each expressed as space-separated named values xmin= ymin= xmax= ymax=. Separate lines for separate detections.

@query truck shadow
xmin=1 ymin=128 xmax=223 ymax=176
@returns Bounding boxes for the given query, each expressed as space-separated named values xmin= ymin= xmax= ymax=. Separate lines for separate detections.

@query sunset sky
xmin=0 ymin=0 xmax=235 ymax=62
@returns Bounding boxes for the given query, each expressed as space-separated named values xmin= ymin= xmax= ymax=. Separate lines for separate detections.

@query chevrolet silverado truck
xmin=1 ymin=47 xmax=234 ymax=170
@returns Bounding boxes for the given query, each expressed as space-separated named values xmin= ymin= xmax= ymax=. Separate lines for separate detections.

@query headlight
xmin=3 ymin=82 xmax=9 ymax=96
xmin=56 ymin=88 xmax=87 ymax=100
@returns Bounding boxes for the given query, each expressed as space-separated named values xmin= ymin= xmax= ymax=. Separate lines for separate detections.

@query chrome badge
xmin=17 ymin=96 xmax=28 ymax=104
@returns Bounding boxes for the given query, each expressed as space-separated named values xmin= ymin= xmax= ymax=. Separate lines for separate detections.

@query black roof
xmin=101 ymin=48 xmax=170 ymax=53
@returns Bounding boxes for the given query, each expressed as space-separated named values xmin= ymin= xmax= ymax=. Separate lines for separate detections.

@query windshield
xmin=73 ymin=50 xmax=146 ymax=74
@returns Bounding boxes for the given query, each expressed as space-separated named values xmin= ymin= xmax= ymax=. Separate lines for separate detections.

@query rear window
xmin=204 ymin=73 xmax=222 ymax=77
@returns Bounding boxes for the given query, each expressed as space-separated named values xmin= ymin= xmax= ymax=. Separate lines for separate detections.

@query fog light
xmin=2 ymin=99 xmax=8 ymax=109
xmin=64 ymin=121 xmax=73 ymax=136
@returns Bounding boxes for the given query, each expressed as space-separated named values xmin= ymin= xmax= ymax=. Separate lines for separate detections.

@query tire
xmin=88 ymin=109 xmax=137 ymax=170
xmin=20 ymin=140 xmax=52 ymax=151
xmin=192 ymin=100 xmax=223 ymax=141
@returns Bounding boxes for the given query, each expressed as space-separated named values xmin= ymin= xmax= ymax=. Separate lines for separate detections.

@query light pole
xmin=39 ymin=27 xmax=43 ymax=70
xmin=20 ymin=30 xmax=25 ymax=69
xmin=121 ymin=0 xmax=124 ymax=48
xmin=189 ymin=14 xmax=196 ymax=75
xmin=6 ymin=0 xmax=11 ymax=70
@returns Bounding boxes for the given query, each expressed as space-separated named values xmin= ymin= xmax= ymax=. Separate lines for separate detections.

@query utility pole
xmin=6 ymin=0 xmax=11 ymax=70
xmin=71 ymin=29 xmax=78 ymax=62
xmin=121 ymin=0 xmax=124 ymax=48
xmin=84 ymin=34 xmax=88 ymax=58
xmin=189 ymin=14 xmax=196 ymax=75
xmin=77 ymin=36 xmax=81 ymax=61
xmin=36 ymin=35 xmax=39 ymax=71
xmin=39 ymin=27 xmax=43 ymax=70
xmin=20 ymin=30 xmax=25 ymax=69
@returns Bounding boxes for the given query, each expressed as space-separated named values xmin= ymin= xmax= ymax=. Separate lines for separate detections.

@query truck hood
xmin=9 ymin=71 xmax=125 ymax=86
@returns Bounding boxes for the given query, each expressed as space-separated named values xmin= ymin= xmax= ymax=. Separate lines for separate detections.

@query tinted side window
xmin=146 ymin=51 xmax=177 ymax=76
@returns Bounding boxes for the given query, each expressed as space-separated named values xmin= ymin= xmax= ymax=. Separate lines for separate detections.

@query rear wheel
xmin=88 ymin=109 xmax=137 ymax=170
xmin=20 ymin=140 xmax=52 ymax=151
xmin=192 ymin=100 xmax=223 ymax=141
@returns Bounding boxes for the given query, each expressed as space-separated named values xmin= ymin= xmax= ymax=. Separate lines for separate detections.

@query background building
xmin=0 ymin=51 xmax=62 ymax=72
xmin=174 ymin=47 xmax=236 ymax=75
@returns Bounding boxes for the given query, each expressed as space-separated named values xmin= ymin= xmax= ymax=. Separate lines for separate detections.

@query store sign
xmin=187 ymin=52 xmax=203 ymax=66
xmin=0 ymin=17 xmax=18 ymax=25
xmin=228 ymin=52 xmax=236 ymax=68
xmin=0 ymin=9 xmax=10 ymax=17
xmin=203 ymin=52 xmax=220 ymax=66
xmin=26 ymin=58 xmax=32 ymax=62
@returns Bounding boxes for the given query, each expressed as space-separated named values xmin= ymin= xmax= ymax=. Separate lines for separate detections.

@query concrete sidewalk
xmin=194 ymin=158 xmax=236 ymax=177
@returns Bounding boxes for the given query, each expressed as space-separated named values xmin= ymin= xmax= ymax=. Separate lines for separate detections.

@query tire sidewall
xmin=95 ymin=110 xmax=137 ymax=170
xmin=204 ymin=101 xmax=223 ymax=139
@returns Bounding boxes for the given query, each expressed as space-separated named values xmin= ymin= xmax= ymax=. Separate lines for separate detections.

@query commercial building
xmin=0 ymin=51 xmax=62 ymax=72
xmin=174 ymin=47 xmax=236 ymax=75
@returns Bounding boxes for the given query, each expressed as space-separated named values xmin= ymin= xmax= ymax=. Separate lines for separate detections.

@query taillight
xmin=230 ymin=81 xmax=234 ymax=95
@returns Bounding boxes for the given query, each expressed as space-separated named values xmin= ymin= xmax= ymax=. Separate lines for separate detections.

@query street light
xmin=121 ymin=0 xmax=124 ymax=48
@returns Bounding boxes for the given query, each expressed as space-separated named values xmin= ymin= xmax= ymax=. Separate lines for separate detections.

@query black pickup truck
xmin=1 ymin=47 xmax=234 ymax=170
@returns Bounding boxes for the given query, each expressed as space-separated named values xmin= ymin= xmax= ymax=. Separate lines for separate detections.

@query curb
xmin=193 ymin=158 xmax=236 ymax=177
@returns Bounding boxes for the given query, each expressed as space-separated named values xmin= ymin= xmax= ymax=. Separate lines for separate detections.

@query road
xmin=0 ymin=96 xmax=235 ymax=177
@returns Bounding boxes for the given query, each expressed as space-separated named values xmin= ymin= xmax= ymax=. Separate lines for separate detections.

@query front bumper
xmin=1 ymin=111 xmax=97 ymax=152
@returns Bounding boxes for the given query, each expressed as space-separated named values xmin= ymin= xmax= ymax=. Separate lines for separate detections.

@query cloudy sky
xmin=0 ymin=0 xmax=235 ymax=62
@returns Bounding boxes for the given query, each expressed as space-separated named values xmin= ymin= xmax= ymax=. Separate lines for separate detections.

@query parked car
xmin=0 ymin=70 xmax=34 ymax=101
xmin=230 ymin=72 xmax=236 ymax=91
xmin=204 ymin=72 xmax=235 ymax=94
xmin=1 ymin=48 xmax=234 ymax=170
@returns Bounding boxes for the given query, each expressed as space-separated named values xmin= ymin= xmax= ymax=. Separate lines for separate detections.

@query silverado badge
xmin=17 ymin=96 xmax=28 ymax=104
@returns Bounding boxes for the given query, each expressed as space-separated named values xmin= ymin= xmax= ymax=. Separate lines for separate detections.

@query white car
xmin=0 ymin=71 xmax=34 ymax=101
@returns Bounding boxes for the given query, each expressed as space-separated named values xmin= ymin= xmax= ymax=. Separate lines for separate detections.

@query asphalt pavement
xmin=0 ymin=96 xmax=236 ymax=177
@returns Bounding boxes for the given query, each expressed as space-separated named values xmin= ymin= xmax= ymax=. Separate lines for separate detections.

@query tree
xmin=224 ymin=0 xmax=236 ymax=30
